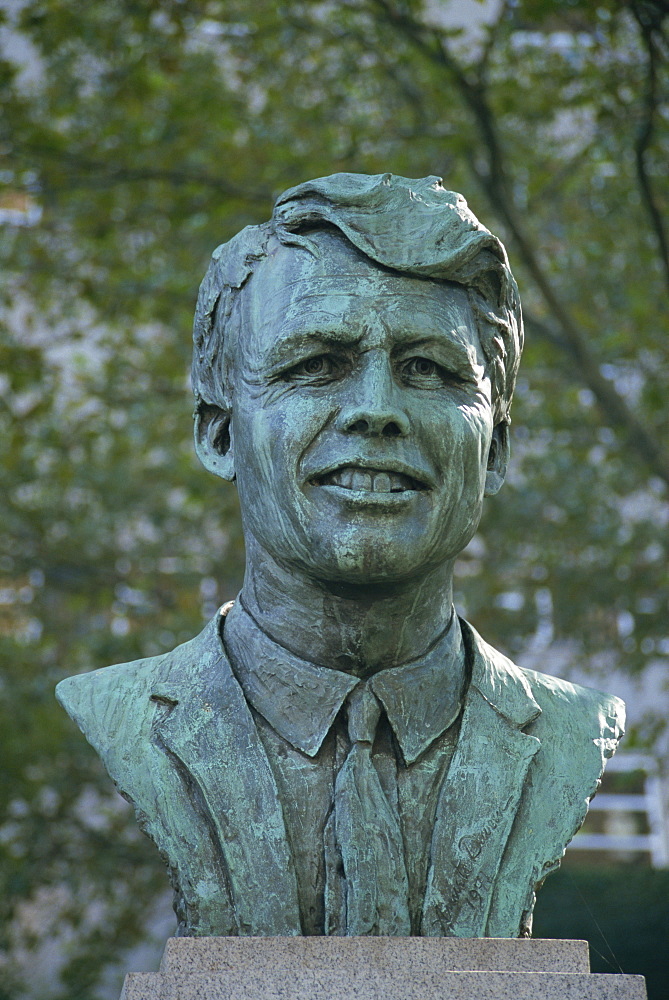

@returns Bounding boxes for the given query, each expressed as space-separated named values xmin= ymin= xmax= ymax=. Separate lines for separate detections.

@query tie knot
xmin=346 ymin=684 xmax=381 ymax=744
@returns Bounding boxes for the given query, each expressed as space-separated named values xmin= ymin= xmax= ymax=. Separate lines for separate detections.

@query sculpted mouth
xmin=312 ymin=466 xmax=427 ymax=493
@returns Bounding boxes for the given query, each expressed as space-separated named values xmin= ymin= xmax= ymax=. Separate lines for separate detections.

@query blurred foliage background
xmin=0 ymin=0 xmax=667 ymax=997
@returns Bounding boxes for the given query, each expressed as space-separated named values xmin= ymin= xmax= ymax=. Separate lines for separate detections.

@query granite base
xmin=119 ymin=937 xmax=647 ymax=999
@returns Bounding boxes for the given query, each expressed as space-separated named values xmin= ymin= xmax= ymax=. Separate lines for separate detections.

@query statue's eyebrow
xmin=264 ymin=325 xmax=359 ymax=367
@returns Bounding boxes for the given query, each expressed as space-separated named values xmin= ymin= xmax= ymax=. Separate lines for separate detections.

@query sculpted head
xmin=192 ymin=173 xmax=523 ymax=586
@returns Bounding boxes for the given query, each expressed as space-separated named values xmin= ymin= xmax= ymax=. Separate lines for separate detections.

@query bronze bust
xmin=57 ymin=173 xmax=624 ymax=938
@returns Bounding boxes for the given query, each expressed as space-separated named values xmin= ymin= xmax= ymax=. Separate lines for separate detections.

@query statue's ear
xmin=484 ymin=421 xmax=509 ymax=496
xmin=194 ymin=402 xmax=235 ymax=482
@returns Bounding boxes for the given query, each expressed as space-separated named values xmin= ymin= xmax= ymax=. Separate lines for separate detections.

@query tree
xmin=1 ymin=1 xmax=667 ymax=995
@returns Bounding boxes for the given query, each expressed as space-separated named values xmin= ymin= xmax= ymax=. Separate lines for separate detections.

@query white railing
xmin=569 ymin=753 xmax=668 ymax=868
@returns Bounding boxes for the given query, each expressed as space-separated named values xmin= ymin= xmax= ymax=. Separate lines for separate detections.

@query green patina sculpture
xmin=57 ymin=173 xmax=625 ymax=939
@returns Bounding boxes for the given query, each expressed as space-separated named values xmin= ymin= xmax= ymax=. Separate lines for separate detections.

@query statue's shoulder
xmin=462 ymin=619 xmax=625 ymax=750
xmin=56 ymin=650 xmax=162 ymax=755
xmin=519 ymin=663 xmax=625 ymax=751
xmin=55 ymin=614 xmax=224 ymax=762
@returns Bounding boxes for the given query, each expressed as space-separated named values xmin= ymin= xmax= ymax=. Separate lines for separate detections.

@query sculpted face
xmin=204 ymin=231 xmax=507 ymax=586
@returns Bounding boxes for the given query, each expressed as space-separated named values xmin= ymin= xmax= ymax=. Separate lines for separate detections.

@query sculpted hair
xmin=192 ymin=173 xmax=524 ymax=424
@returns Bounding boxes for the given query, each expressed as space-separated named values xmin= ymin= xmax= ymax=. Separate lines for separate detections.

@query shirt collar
xmin=221 ymin=598 xmax=466 ymax=765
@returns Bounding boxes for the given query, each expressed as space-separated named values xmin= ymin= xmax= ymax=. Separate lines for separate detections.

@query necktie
xmin=329 ymin=684 xmax=411 ymax=935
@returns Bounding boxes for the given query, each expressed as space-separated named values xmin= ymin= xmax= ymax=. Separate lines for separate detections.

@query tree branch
xmin=368 ymin=0 xmax=669 ymax=485
xmin=10 ymin=143 xmax=273 ymax=205
xmin=522 ymin=311 xmax=571 ymax=354
xmin=631 ymin=3 xmax=669 ymax=293
xmin=478 ymin=0 xmax=513 ymax=78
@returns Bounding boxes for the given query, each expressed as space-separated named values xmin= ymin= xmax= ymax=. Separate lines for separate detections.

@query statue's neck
xmin=239 ymin=539 xmax=455 ymax=678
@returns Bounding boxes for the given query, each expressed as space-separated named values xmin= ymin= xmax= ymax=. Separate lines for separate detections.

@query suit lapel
xmin=151 ymin=613 xmax=301 ymax=935
xmin=147 ymin=611 xmax=542 ymax=938
xmin=421 ymin=620 xmax=542 ymax=936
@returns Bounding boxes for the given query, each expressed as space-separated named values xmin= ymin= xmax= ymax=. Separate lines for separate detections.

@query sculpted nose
xmin=340 ymin=412 xmax=408 ymax=438
xmin=336 ymin=354 xmax=410 ymax=438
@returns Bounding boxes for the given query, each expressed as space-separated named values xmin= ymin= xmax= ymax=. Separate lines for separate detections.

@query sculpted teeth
xmin=319 ymin=466 xmax=421 ymax=493
xmin=352 ymin=470 xmax=372 ymax=492
xmin=339 ymin=468 xmax=354 ymax=490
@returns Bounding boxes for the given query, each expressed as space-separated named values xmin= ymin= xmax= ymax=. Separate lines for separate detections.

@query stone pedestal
xmin=120 ymin=936 xmax=647 ymax=999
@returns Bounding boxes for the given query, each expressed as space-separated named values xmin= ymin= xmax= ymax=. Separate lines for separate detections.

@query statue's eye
xmin=302 ymin=356 xmax=330 ymax=375
xmin=401 ymin=357 xmax=440 ymax=381
xmin=409 ymin=358 xmax=436 ymax=377
xmin=283 ymin=354 xmax=341 ymax=382
xmin=400 ymin=357 xmax=462 ymax=386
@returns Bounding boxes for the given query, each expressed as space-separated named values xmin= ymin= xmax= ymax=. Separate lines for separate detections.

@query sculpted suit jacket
xmin=56 ymin=609 xmax=624 ymax=938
